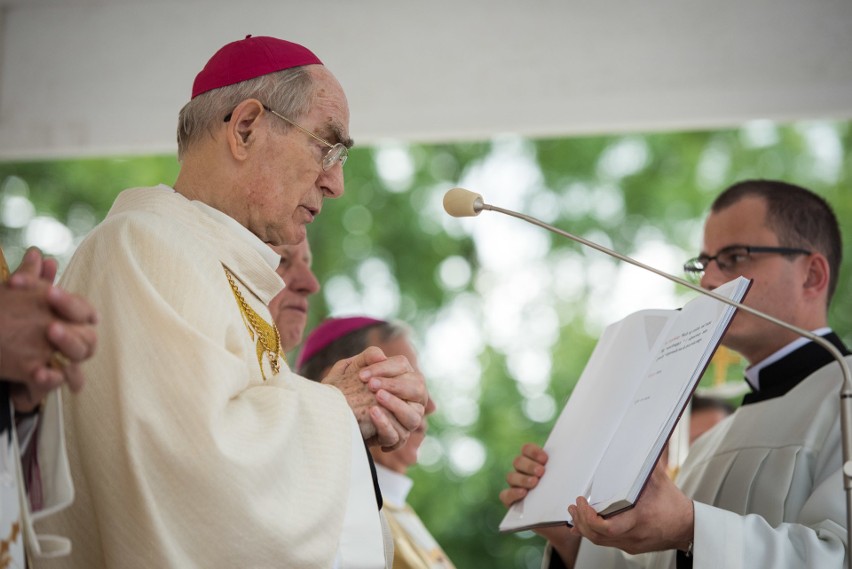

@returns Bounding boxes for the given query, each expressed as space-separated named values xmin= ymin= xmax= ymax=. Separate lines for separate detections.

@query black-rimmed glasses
xmin=683 ymin=245 xmax=811 ymax=281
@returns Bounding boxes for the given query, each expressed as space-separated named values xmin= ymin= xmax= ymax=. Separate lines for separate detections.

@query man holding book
xmin=500 ymin=179 xmax=850 ymax=568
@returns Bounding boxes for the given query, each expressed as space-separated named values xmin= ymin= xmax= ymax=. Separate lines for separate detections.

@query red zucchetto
xmin=191 ymin=35 xmax=323 ymax=99
xmin=297 ymin=317 xmax=386 ymax=370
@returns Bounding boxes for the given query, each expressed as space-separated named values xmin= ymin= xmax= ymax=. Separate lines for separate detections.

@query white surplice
xmin=571 ymin=351 xmax=851 ymax=569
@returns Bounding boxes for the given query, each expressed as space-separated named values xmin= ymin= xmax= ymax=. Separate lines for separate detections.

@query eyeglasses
xmin=683 ymin=245 xmax=811 ymax=281
xmin=224 ymin=107 xmax=349 ymax=171
xmin=267 ymin=109 xmax=348 ymax=170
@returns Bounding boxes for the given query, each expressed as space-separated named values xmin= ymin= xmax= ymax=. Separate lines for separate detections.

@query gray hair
xmin=176 ymin=66 xmax=315 ymax=160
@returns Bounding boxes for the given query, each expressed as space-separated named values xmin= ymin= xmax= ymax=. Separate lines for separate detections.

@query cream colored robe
xmin=35 ymin=186 xmax=378 ymax=568
xmin=571 ymin=355 xmax=851 ymax=569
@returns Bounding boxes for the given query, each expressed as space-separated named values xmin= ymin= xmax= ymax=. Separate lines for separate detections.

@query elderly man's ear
xmin=226 ymin=99 xmax=267 ymax=158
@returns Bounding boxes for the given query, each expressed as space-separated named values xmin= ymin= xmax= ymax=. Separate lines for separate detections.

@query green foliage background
xmin=2 ymin=121 xmax=851 ymax=568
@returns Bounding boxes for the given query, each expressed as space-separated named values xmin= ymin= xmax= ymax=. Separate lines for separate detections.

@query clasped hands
xmin=321 ymin=346 xmax=427 ymax=451
xmin=0 ymin=248 xmax=98 ymax=412
xmin=499 ymin=443 xmax=694 ymax=565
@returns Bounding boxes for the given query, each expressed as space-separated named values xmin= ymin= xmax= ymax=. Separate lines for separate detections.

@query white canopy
xmin=1 ymin=0 xmax=851 ymax=160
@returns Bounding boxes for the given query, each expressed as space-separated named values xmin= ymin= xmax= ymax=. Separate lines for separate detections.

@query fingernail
xmin=376 ymin=390 xmax=388 ymax=402
xmin=369 ymin=379 xmax=381 ymax=390
xmin=359 ymin=370 xmax=372 ymax=380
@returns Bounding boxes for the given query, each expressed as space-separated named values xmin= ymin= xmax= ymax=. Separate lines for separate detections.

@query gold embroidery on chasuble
xmin=0 ymin=247 xmax=9 ymax=282
xmin=223 ymin=267 xmax=283 ymax=380
xmin=0 ymin=521 xmax=20 ymax=568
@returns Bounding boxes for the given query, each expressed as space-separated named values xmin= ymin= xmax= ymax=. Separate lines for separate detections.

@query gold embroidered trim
xmin=0 ymin=520 xmax=21 ymax=568
xmin=223 ymin=267 xmax=282 ymax=380
xmin=0 ymin=246 xmax=10 ymax=283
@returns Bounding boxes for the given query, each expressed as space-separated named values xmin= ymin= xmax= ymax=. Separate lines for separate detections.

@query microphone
xmin=444 ymin=187 xmax=852 ymax=562
xmin=442 ymin=188 xmax=485 ymax=218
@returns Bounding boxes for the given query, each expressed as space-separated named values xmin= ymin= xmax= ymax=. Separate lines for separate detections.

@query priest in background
xmin=299 ymin=317 xmax=456 ymax=569
xmin=267 ymin=237 xmax=320 ymax=355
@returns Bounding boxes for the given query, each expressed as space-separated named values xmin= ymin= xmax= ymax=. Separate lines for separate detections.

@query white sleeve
xmin=692 ymin=481 xmax=847 ymax=569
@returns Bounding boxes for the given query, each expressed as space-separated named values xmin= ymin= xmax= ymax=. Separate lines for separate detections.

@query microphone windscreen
xmin=443 ymin=188 xmax=483 ymax=217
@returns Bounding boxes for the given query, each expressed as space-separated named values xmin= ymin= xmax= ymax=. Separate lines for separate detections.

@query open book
xmin=499 ymin=276 xmax=751 ymax=532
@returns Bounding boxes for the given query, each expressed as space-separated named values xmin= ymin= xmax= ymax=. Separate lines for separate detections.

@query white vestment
xmin=571 ymin=352 xmax=852 ymax=569
xmin=0 ymin=392 xmax=74 ymax=567
xmin=35 ymin=186 xmax=387 ymax=568
xmin=374 ymin=465 xmax=455 ymax=569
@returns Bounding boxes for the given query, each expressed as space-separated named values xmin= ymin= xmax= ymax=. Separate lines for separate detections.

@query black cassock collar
xmin=741 ymin=332 xmax=850 ymax=406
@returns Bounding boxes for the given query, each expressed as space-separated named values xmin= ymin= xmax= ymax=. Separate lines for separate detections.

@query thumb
xmin=9 ymin=247 xmax=44 ymax=286
xmin=360 ymin=345 xmax=388 ymax=366
xmin=347 ymin=346 xmax=389 ymax=369
xmin=326 ymin=346 xmax=387 ymax=378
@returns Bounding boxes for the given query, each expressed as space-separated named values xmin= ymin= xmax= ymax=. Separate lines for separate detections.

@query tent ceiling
xmin=1 ymin=0 xmax=851 ymax=160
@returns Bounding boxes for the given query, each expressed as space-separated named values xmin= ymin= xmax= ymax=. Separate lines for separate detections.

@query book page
xmin=499 ymin=308 xmax=677 ymax=531
xmin=588 ymin=277 xmax=748 ymax=513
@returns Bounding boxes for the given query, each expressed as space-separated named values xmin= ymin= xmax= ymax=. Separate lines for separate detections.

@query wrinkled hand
xmin=0 ymin=248 xmax=98 ymax=411
xmin=322 ymin=346 xmax=427 ymax=451
xmin=567 ymin=460 xmax=694 ymax=556
xmin=500 ymin=443 xmax=581 ymax=564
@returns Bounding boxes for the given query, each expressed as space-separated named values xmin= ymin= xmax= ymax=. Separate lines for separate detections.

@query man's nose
xmin=699 ymin=260 xmax=726 ymax=291
xmin=319 ymin=164 xmax=344 ymax=199
xmin=290 ymin=265 xmax=320 ymax=295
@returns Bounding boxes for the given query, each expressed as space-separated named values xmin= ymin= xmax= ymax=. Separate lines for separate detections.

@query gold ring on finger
xmin=49 ymin=351 xmax=71 ymax=370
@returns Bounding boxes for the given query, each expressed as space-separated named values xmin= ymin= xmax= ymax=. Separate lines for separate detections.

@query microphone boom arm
xmin=480 ymin=201 xmax=852 ymax=566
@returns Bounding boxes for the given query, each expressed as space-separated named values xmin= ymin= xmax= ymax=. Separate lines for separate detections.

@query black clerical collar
xmin=741 ymin=332 xmax=850 ymax=406
xmin=0 ymin=382 xmax=10 ymax=439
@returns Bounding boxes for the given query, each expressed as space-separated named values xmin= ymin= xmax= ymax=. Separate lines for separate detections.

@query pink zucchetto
xmin=296 ymin=317 xmax=386 ymax=370
xmin=191 ymin=35 xmax=323 ymax=99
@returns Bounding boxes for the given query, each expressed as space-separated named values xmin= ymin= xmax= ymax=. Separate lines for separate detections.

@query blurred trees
xmin=2 ymin=120 xmax=851 ymax=567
